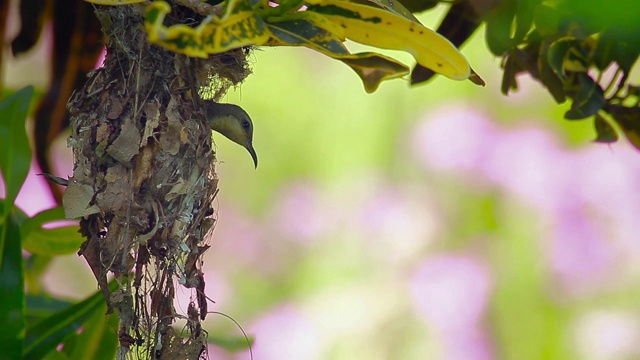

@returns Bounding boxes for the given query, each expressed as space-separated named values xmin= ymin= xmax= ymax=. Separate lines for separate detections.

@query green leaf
xmin=627 ymin=84 xmax=640 ymax=98
xmin=0 ymin=86 xmax=34 ymax=218
xmin=593 ymin=30 xmax=616 ymax=71
xmin=21 ymin=207 xmax=83 ymax=256
xmin=538 ymin=60 xmax=566 ymax=103
xmin=25 ymin=294 xmax=74 ymax=325
xmin=258 ymin=0 xmax=305 ymax=16
xmin=539 ymin=42 xmax=567 ymax=103
xmin=548 ymin=38 xmax=588 ymax=79
xmin=24 ymin=282 xmax=116 ymax=359
xmin=24 ymin=254 xmax=53 ymax=295
xmin=499 ymin=42 xmax=541 ymax=95
xmin=209 ymin=334 xmax=254 ymax=351
xmin=514 ymin=0 xmax=539 ymax=42
xmin=595 ymin=27 xmax=640 ymax=75
xmin=43 ymin=350 xmax=71 ymax=360
xmin=607 ymin=105 xmax=640 ymax=151
xmin=533 ymin=4 xmax=561 ymax=37
xmin=62 ymin=303 xmax=117 ymax=360
xmin=564 ymin=74 xmax=605 ymax=120
xmin=593 ymin=113 xmax=618 ymax=143
xmin=501 ymin=54 xmax=518 ymax=95
xmin=614 ymin=37 xmax=640 ymax=76
xmin=0 ymin=211 xmax=26 ymax=359
xmin=484 ymin=1 xmax=516 ymax=55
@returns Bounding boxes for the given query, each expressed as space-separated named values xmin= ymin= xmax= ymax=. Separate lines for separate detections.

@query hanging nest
xmin=63 ymin=3 xmax=251 ymax=359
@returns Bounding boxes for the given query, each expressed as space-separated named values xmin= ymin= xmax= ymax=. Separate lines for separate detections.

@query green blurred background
xmin=6 ymin=5 xmax=640 ymax=359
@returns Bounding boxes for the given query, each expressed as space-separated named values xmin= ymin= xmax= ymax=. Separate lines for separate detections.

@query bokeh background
xmin=5 ymin=4 xmax=640 ymax=359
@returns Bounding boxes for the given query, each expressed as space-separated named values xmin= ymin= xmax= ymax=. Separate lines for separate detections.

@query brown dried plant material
xmin=107 ymin=120 xmax=141 ymax=163
xmin=63 ymin=3 xmax=251 ymax=359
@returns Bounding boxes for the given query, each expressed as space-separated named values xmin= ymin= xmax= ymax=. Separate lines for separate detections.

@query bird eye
xmin=242 ymin=121 xmax=251 ymax=129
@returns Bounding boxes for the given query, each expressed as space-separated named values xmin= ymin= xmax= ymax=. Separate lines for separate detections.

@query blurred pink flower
xmin=572 ymin=310 xmax=640 ymax=359
xmin=412 ymin=105 xmax=640 ymax=294
xmin=570 ymin=145 xmax=640 ymax=256
xmin=409 ymin=254 xmax=494 ymax=360
xmin=270 ymin=181 xmax=330 ymax=244
xmin=356 ymin=182 xmax=436 ymax=263
xmin=236 ymin=304 xmax=323 ymax=360
xmin=206 ymin=205 xmax=266 ymax=270
xmin=481 ymin=126 xmax=571 ymax=212
xmin=410 ymin=254 xmax=492 ymax=330
xmin=548 ymin=207 xmax=615 ymax=293
xmin=412 ymin=106 xmax=497 ymax=176
xmin=442 ymin=327 xmax=495 ymax=360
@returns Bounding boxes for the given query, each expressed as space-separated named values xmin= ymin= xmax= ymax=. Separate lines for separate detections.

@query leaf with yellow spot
xmin=267 ymin=16 xmax=408 ymax=92
xmin=265 ymin=9 xmax=346 ymax=41
xmin=201 ymin=0 xmax=271 ymax=54
xmin=144 ymin=0 xmax=270 ymax=58
xmin=351 ymin=0 xmax=420 ymax=23
xmin=259 ymin=0 xmax=307 ymax=17
xmin=306 ymin=0 xmax=473 ymax=81
xmin=340 ymin=54 xmax=410 ymax=92
xmin=548 ymin=37 xmax=590 ymax=79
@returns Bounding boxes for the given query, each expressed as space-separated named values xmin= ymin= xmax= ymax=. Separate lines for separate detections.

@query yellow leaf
xmin=200 ymin=12 xmax=270 ymax=53
xmin=145 ymin=1 xmax=173 ymax=43
xmin=267 ymin=17 xmax=408 ymax=92
xmin=266 ymin=10 xmax=346 ymax=42
xmin=307 ymin=0 xmax=471 ymax=81
xmin=144 ymin=0 xmax=270 ymax=58
xmin=145 ymin=1 xmax=206 ymax=57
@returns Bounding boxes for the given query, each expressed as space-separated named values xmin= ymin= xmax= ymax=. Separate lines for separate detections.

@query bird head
xmin=205 ymin=102 xmax=258 ymax=168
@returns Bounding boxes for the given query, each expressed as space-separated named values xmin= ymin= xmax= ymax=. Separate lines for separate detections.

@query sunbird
xmin=205 ymin=102 xmax=258 ymax=168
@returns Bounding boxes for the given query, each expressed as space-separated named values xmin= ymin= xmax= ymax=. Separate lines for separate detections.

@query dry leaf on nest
xmin=63 ymin=181 xmax=100 ymax=218
xmin=107 ymin=120 xmax=141 ymax=163
xmin=159 ymin=108 xmax=182 ymax=155
xmin=141 ymin=102 xmax=161 ymax=147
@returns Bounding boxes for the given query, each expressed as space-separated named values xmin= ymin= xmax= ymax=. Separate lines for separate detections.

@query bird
xmin=204 ymin=101 xmax=258 ymax=168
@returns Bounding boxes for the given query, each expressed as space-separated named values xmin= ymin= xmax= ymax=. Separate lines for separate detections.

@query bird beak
xmin=247 ymin=142 xmax=258 ymax=169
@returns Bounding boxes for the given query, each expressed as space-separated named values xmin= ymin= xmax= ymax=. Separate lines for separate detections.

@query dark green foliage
xmin=0 ymin=88 xmax=120 ymax=359
xmin=489 ymin=0 xmax=640 ymax=147
xmin=412 ymin=0 xmax=640 ymax=148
